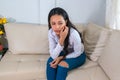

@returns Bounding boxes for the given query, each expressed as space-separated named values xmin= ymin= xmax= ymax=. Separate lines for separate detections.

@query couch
xmin=0 ymin=23 xmax=119 ymax=80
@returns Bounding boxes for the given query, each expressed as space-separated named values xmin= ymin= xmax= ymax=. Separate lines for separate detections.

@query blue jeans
xmin=46 ymin=52 xmax=86 ymax=80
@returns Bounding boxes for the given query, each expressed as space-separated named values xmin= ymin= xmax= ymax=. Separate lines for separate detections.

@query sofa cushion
xmin=98 ymin=30 xmax=120 ymax=80
xmin=1 ymin=51 xmax=49 ymax=62
xmin=75 ymin=24 xmax=85 ymax=33
xmin=0 ymin=51 xmax=49 ymax=80
xmin=78 ymin=58 xmax=98 ymax=69
xmin=67 ymin=66 xmax=109 ymax=80
xmin=83 ymin=23 xmax=110 ymax=61
xmin=4 ymin=23 xmax=49 ymax=54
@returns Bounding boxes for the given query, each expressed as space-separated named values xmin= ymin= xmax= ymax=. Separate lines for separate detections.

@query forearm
xmin=58 ymin=56 xmax=64 ymax=60
xmin=58 ymin=56 xmax=66 ymax=62
xmin=50 ymin=43 xmax=64 ymax=59
xmin=59 ymin=38 xmax=64 ymax=46
xmin=54 ymin=56 xmax=64 ymax=62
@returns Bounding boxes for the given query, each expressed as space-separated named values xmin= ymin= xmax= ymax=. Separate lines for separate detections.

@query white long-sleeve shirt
xmin=48 ymin=28 xmax=84 ymax=59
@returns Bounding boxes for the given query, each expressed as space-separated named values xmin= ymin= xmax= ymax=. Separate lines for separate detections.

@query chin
xmin=56 ymin=33 xmax=60 ymax=36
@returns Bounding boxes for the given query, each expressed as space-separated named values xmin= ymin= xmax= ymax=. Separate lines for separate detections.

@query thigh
xmin=64 ymin=52 xmax=86 ymax=71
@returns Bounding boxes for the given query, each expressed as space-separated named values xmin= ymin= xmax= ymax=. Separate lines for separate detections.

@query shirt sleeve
xmin=48 ymin=30 xmax=64 ymax=59
xmin=66 ymin=29 xmax=84 ymax=58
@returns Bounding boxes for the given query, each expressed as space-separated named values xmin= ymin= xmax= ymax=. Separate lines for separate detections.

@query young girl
xmin=46 ymin=7 xmax=86 ymax=80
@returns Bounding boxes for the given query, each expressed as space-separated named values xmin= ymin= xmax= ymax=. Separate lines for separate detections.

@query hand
xmin=50 ymin=56 xmax=63 ymax=68
xmin=59 ymin=26 xmax=69 ymax=46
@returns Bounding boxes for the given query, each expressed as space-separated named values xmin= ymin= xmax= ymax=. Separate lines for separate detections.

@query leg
xmin=56 ymin=61 xmax=69 ymax=80
xmin=59 ymin=61 xmax=69 ymax=68
xmin=65 ymin=52 xmax=86 ymax=70
xmin=46 ymin=57 xmax=57 ymax=80
xmin=56 ymin=52 xmax=86 ymax=80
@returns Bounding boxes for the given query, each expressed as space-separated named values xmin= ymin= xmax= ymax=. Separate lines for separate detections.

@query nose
xmin=56 ymin=25 xmax=60 ymax=29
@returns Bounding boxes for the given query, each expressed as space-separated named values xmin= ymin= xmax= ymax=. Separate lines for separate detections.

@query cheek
xmin=60 ymin=26 xmax=64 ymax=30
xmin=51 ymin=26 xmax=56 ymax=30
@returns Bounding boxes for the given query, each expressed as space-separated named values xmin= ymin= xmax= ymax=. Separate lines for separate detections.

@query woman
xmin=46 ymin=7 xmax=86 ymax=80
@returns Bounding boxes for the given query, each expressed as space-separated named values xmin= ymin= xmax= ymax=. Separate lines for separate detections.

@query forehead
xmin=50 ymin=14 xmax=64 ymax=22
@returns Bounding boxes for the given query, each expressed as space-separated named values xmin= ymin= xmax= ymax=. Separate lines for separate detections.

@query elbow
xmin=50 ymin=52 xmax=57 ymax=59
xmin=50 ymin=55 xmax=56 ymax=59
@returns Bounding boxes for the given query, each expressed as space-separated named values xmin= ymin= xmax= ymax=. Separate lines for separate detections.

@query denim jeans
xmin=46 ymin=52 xmax=86 ymax=80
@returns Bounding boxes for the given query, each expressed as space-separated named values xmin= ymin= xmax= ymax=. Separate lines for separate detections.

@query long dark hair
xmin=48 ymin=7 xmax=83 ymax=57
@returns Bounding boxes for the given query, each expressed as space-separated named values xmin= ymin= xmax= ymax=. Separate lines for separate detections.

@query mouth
xmin=54 ymin=30 xmax=60 ymax=35
xmin=54 ymin=30 xmax=60 ymax=33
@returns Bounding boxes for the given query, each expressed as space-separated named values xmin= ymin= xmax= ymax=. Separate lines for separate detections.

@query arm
xmin=48 ymin=29 xmax=64 ymax=59
xmin=66 ymin=29 xmax=84 ymax=58
xmin=50 ymin=56 xmax=64 ymax=68
xmin=48 ymin=26 xmax=68 ymax=59
xmin=49 ymin=27 xmax=68 ymax=68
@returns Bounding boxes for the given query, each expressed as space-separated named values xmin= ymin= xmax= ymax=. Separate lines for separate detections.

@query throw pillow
xmin=83 ymin=23 xmax=111 ymax=61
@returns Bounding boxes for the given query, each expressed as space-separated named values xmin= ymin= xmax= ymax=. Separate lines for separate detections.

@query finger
xmin=61 ymin=26 xmax=65 ymax=32
xmin=50 ymin=59 xmax=56 ymax=65
xmin=50 ymin=63 xmax=57 ymax=68
xmin=62 ymin=27 xmax=68 ymax=34
xmin=65 ymin=26 xmax=68 ymax=31
xmin=54 ymin=62 xmax=58 ymax=65
xmin=51 ymin=65 xmax=57 ymax=68
xmin=63 ymin=26 xmax=65 ymax=30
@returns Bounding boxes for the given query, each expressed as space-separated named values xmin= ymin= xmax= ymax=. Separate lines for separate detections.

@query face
xmin=50 ymin=14 xmax=67 ymax=35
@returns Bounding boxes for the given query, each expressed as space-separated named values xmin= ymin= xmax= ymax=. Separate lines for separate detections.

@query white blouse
xmin=48 ymin=28 xmax=84 ymax=59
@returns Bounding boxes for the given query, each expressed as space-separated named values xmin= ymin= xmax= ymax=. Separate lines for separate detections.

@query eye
xmin=58 ymin=22 xmax=63 ymax=25
xmin=51 ymin=22 xmax=56 ymax=25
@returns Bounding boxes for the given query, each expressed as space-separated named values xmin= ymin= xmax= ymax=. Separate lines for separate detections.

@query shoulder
xmin=48 ymin=28 xmax=52 ymax=35
xmin=69 ymin=28 xmax=81 ymax=42
xmin=70 ymin=28 xmax=80 ymax=37
xmin=48 ymin=29 xmax=56 ymax=37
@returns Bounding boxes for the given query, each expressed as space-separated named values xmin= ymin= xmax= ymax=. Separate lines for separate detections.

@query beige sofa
xmin=0 ymin=23 xmax=119 ymax=80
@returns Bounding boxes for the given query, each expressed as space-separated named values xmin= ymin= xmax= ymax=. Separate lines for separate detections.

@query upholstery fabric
xmin=67 ymin=66 xmax=109 ymax=80
xmin=83 ymin=23 xmax=110 ymax=61
xmin=0 ymin=51 xmax=49 ymax=80
xmin=4 ymin=23 xmax=49 ymax=54
xmin=98 ymin=30 xmax=120 ymax=80
xmin=75 ymin=24 xmax=86 ymax=33
xmin=0 ymin=51 xmax=101 ymax=80
xmin=0 ymin=23 xmax=114 ymax=80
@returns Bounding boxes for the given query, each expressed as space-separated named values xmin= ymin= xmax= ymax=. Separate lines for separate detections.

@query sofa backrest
xmin=4 ymin=23 xmax=85 ymax=55
xmin=4 ymin=23 xmax=49 ymax=54
xmin=98 ymin=30 xmax=120 ymax=80
xmin=79 ymin=23 xmax=111 ymax=61
xmin=5 ymin=23 xmax=111 ymax=62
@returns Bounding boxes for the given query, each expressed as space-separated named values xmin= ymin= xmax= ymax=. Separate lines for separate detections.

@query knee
xmin=58 ymin=61 xmax=69 ymax=68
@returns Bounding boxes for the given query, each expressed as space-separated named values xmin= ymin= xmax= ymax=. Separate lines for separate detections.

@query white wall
xmin=0 ymin=0 xmax=106 ymax=26
xmin=39 ymin=0 xmax=55 ymax=24
xmin=56 ymin=0 xmax=106 ymax=26
xmin=0 ymin=0 xmax=40 ymax=23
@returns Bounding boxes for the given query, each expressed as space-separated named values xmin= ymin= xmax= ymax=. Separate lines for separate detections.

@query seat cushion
xmin=0 ymin=51 xmax=49 ymax=80
xmin=0 ymin=51 xmax=101 ymax=80
xmin=67 ymin=66 xmax=109 ymax=80
xmin=78 ymin=58 xmax=98 ymax=69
